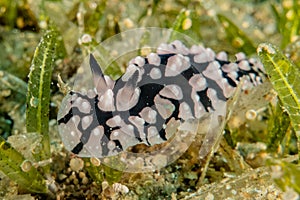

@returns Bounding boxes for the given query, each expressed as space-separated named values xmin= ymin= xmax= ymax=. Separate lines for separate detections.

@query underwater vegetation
xmin=0 ymin=0 xmax=299 ymax=199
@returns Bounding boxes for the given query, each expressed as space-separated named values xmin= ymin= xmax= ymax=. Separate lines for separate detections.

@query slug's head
xmin=57 ymin=54 xmax=142 ymax=158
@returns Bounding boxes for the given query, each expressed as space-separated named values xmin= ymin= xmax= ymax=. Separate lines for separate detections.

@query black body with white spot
xmin=57 ymin=40 xmax=265 ymax=158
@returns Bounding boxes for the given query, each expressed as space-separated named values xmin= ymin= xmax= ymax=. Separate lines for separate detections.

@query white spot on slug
xmin=154 ymin=95 xmax=175 ymax=119
xmin=74 ymin=97 xmax=82 ymax=105
xmin=165 ymin=54 xmax=190 ymax=77
xmin=147 ymin=126 xmax=165 ymax=145
xmin=139 ymin=107 xmax=157 ymax=124
xmin=193 ymin=48 xmax=215 ymax=63
xmin=159 ymin=84 xmax=183 ymax=100
xmin=122 ymin=64 xmax=138 ymax=82
xmin=216 ymin=51 xmax=228 ymax=61
xmin=116 ymin=87 xmax=140 ymax=111
xmin=106 ymin=115 xmax=122 ymax=127
xmin=238 ymin=60 xmax=251 ymax=71
xmin=150 ymin=68 xmax=162 ymax=79
xmin=157 ymin=40 xmax=189 ymax=55
xmin=190 ymin=45 xmax=206 ymax=54
xmin=129 ymin=116 xmax=145 ymax=127
xmin=98 ymin=89 xmax=115 ymax=111
xmin=129 ymin=56 xmax=145 ymax=67
xmin=179 ymin=102 xmax=194 ymax=120
xmin=81 ymin=101 xmax=91 ymax=113
xmin=189 ymin=74 xmax=207 ymax=91
xmin=165 ymin=117 xmax=180 ymax=139
xmin=147 ymin=53 xmax=161 ymax=66
xmin=235 ymin=52 xmax=246 ymax=61
xmin=222 ymin=63 xmax=238 ymax=73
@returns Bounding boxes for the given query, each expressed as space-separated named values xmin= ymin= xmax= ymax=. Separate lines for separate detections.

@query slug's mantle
xmin=57 ymin=40 xmax=265 ymax=172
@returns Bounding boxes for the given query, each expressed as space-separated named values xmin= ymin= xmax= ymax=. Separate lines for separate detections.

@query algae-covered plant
xmin=0 ymin=0 xmax=299 ymax=199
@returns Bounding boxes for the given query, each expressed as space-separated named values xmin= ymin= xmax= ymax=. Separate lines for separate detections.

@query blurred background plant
xmin=0 ymin=0 xmax=299 ymax=199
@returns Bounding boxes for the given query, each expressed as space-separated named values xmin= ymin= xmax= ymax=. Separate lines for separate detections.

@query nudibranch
xmin=57 ymin=40 xmax=265 ymax=159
